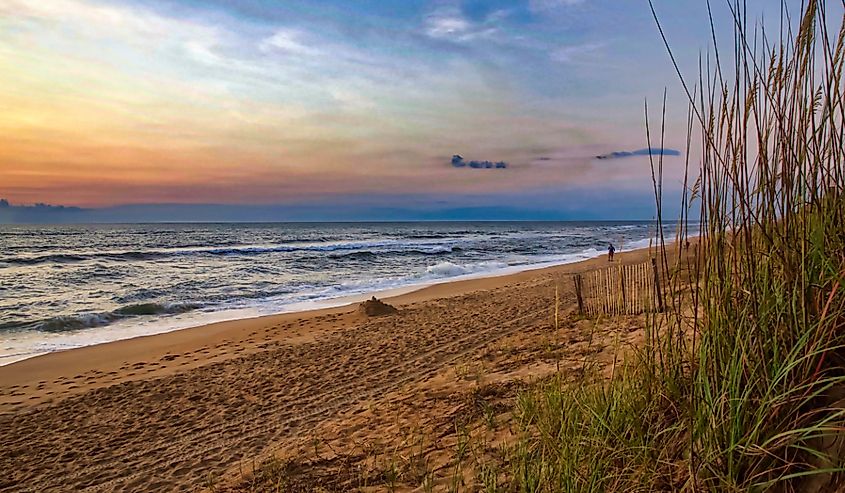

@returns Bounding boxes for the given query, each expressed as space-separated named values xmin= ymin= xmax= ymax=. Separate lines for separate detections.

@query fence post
xmin=619 ymin=265 xmax=627 ymax=314
xmin=573 ymin=274 xmax=584 ymax=315
xmin=651 ymin=257 xmax=664 ymax=312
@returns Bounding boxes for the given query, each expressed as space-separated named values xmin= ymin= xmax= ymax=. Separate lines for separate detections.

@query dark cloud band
xmin=596 ymin=148 xmax=681 ymax=160
xmin=451 ymin=155 xmax=508 ymax=169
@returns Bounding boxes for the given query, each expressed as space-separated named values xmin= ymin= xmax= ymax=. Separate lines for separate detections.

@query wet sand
xmin=0 ymin=245 xmax=667 ymax=492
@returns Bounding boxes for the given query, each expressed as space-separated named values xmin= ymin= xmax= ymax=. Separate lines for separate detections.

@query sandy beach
xmin=0 ymin=244 xmax=666 ymax=492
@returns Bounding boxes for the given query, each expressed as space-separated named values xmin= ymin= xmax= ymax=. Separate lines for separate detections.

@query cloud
xmin=7 ymin=0 xmax=220 ymax=50
xmin=595 ymin=148 xmax=682 ymax=160
xmin=259 ymin=29 xmax=322 ymax=57
xmin=451 ymin=155 xmax=508 ymax=169
xmin=551 ymin=42 xmax=605 ymax=63
xmin=529 ymin=0 xmax=588 ymax=13
xmin=426 ymin=14 xmax=471 ymax=38
xmin=423 ymin=7 xmax=499 ymax=42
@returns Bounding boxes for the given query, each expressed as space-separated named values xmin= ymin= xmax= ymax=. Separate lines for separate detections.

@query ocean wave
xmin=328 ymin=251 xmax=378 ymax=260
xmin=1 ymin=227 xmax=660 ymax=267
xmin=6 ymin=253 xmax=90 ymax=265
xmin=38 ymin=313 xmax=120 ymax=332
xmin=264 ymin=259 xmax=515 ymax=303
xmin=424 ymin=260 xmax=510 ymax=278
xmin=113 ymin=302 xmax=200 ymax=317
xmin=337 ymin=245 xmax=457 ymax=257
xmin=402 ymin=234 xmax=463 ymax=240
xmin=0 ymin=239 xmax=463 ymax=266
xmin=3 ymin=303 xmax=201 ymax=333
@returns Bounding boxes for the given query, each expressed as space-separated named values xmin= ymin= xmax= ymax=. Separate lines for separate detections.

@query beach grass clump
xmin=510 ymin=363 xmax=689 ymax=491
xmin=507 ymin=1 xmax=845 ymax=491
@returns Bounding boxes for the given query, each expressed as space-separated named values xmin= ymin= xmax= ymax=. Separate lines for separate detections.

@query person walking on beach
xmin=608 ymin=243 xmax=616 ymax=262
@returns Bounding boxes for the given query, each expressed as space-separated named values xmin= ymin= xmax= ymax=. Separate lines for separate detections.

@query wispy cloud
xmin=5 ymin=0 xmax=220 ymax=49
xmin=423 ymin=6 xmax=499 ymax=42
xmin=425 ymin=13 xmax=471 ymax=38
xmin=259 ymin=29 xmax=322 ymax=57
xmin=551 ymin=42 xmax=606 ymax=63
xmin=529 ymin=0 xmax=588 ymax=13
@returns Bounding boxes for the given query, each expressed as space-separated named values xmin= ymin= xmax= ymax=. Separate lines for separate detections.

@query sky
xmin=0 ymin=0 xmax=826 ymax=220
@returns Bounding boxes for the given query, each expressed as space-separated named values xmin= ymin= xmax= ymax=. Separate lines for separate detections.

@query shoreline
xmin=0 ymin=239 xmax=653 ymax=367
xmin=0 ymin=241 xmax=668 ymax=412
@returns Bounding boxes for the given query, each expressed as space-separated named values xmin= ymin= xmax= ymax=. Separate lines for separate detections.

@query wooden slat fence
xmin=573 ymin=258 xmax=664 ymax=316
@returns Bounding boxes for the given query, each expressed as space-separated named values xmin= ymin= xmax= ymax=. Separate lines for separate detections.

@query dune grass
xmin=506 ymin=1 xmax=845 ymax=491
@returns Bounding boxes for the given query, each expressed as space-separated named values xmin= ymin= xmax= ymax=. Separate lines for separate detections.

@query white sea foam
xmin=424 ymin=260 xmax=509 ymax=278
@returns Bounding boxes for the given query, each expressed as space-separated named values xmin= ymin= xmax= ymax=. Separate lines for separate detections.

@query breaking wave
xmin=0 ymin=240 xmax=463 ymax=266
xmin=8 ymin=303 xmax=201 ymax=333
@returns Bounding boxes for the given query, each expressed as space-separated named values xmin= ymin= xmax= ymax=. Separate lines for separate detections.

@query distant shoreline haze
xmin=0 ymin=193 xmax=683 ymax=223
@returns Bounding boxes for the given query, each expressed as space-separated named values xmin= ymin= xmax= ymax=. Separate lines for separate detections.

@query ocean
xmin=0 ymin=221 xmax=671 ymax=365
